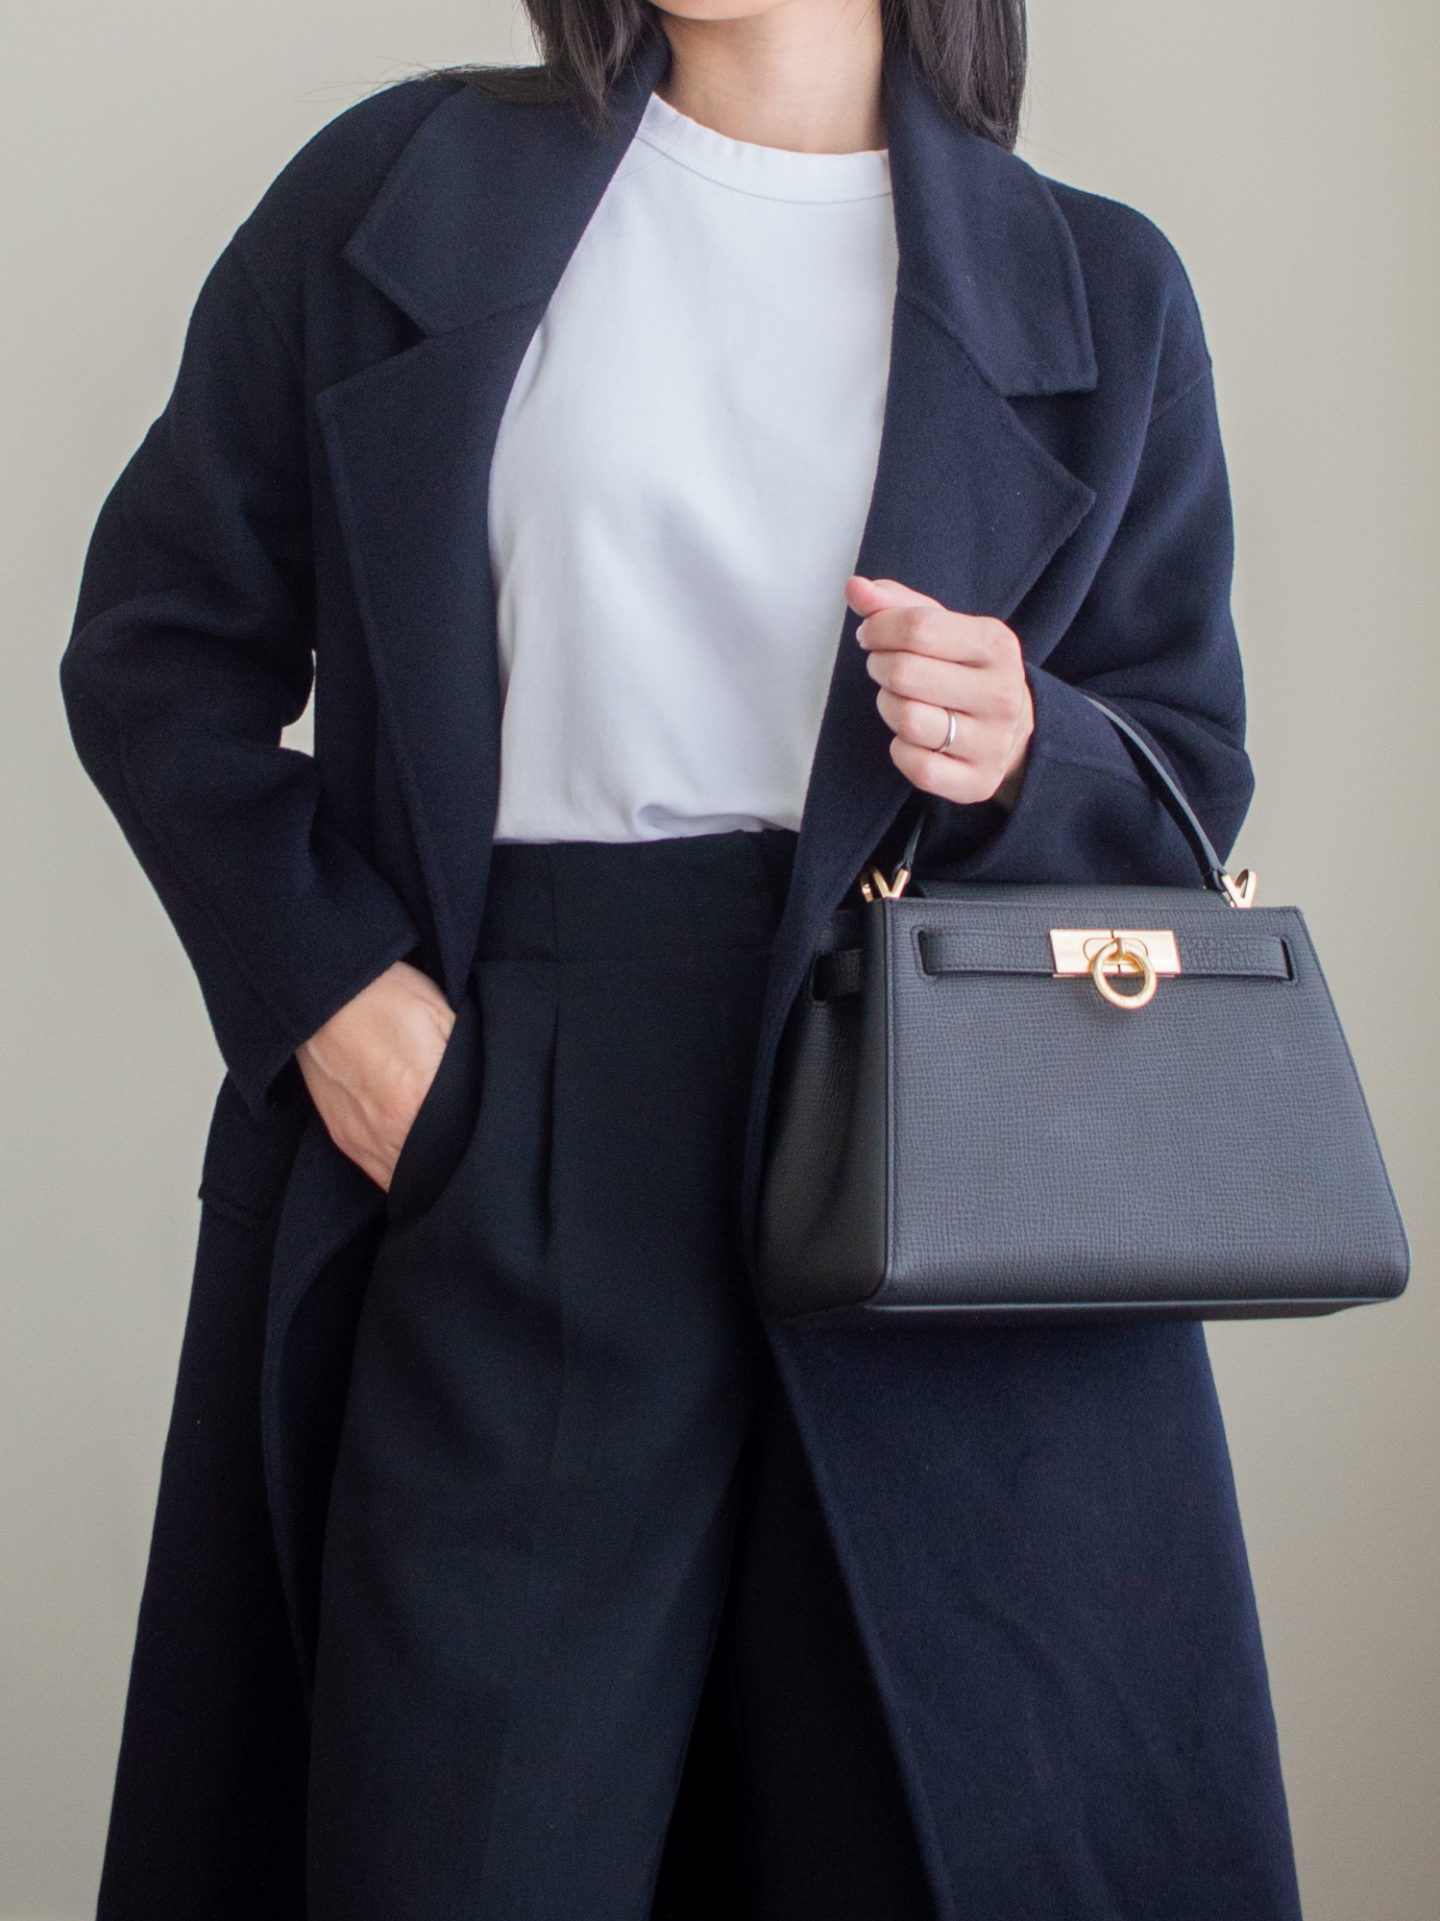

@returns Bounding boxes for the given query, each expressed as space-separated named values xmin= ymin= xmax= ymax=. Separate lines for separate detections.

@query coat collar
xmin=345 ymin=25 xmax=1096 ymax=399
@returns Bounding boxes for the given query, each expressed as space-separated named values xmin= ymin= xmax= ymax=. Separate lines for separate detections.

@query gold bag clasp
xmin=1050 ymin=929 xmax=1180 ymax=1010
xmin=1049 ymin=929 xmax=1181 ymax=977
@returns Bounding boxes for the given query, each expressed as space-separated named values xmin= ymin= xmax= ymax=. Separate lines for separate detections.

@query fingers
xmin=858 ymin=603 xmax=1015 ymax=667
xmin=875 ymin=689 xmax=1030 ymax=801
xmin=866 ymin=644 xmax=1029 ymax=728
xmin=844 ymin=574 xmax=943 ymax=619
xmin=888 ymin=732 xmax=1022 ymax=806
xmin=852 ymin=591 xmax=1033 ymax=802
xmin=876 ymin=689 xmax=964 ymax=755
xmin=296 ymin=960 xmax=455 ymax=1190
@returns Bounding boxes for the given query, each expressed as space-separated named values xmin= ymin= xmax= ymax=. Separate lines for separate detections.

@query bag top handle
xmin=871 ymin=693 xmax=1257 ymax=909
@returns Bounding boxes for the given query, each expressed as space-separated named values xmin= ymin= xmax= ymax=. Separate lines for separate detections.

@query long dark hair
xmin=447 ymin=0 xmax=1027 ymax=148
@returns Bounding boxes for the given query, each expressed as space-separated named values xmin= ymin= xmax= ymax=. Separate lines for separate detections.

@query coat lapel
xmin=318 ymin=32 xmax=672 ymax=1002
xmin=776 ymin=38 xmax=1099 ymax=1010
xmin=746 ymin=41 xmax=1101 ymax=1232
xmin=323 ymin=26 xmax=1098 ymax=1019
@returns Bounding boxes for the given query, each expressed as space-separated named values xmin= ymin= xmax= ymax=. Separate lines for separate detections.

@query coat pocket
xmin=197 ymin=1073 xmax=308 ymax=1232
xmin=385 ymin=990 xmax=483 ymax=1235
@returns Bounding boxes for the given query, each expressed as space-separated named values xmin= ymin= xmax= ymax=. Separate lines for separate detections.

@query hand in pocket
xmin=296 ymin=961 xmax=455 ymax=1191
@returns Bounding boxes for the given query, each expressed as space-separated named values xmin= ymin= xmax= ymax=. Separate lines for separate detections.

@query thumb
xmin=844 ymin=574 xmax=942 ymax=619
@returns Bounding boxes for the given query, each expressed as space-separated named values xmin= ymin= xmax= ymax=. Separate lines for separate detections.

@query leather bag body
xmin=759 ymin=712 xmax=1410 ymax=1324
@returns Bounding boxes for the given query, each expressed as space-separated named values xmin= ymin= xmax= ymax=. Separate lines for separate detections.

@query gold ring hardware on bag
xmin=1220 ymin=869 xmax=1259 ymax=909
xmin=1089 ymin=938 xmax=1157 ymax=1009
xmin=1050 ymin=929 xmax=1180 ymax=1011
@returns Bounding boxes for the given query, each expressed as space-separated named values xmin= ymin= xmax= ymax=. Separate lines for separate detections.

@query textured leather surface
xmin=757 ymin=888 xmax=1410 ymax=1321
xmin=760 ymin=910 xmax=889 ymax=1310
xmin=918 ymin=925 xmax=1291 ymax=981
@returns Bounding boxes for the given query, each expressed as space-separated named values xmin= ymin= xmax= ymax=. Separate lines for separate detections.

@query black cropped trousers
xmin=305 ymin=833 xmax=933 ymax=1921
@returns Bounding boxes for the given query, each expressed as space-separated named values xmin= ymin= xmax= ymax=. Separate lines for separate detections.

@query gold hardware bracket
xmin=1220 ymin=869 xmax=1259 ymax=909
xmin=1051 ymin=929 xmax=1177 ymax=1010
xmin=867 ymin=864 xmax=912 ymax=902
xmin=1050 ymin=929 xmax=1180 ymax=978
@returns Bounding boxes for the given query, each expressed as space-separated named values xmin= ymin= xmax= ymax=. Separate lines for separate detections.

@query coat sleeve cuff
xmin=212 ymin=898 xmax=422 ymax=1120
xmin=920 ymin=664 xmax=1216 ymax=889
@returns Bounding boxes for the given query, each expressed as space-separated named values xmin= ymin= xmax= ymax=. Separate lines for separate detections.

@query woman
xmin=63 ymin=0 xmax=1304 ymax=1915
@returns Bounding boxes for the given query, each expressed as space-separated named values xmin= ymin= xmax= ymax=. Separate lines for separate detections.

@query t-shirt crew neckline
xmin=634 ymin=91 xmax=892 ymax=204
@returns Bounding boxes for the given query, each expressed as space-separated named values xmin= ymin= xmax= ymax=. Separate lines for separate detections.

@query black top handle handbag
xmin=757 ymin=696 xmax=1410 ymax=1324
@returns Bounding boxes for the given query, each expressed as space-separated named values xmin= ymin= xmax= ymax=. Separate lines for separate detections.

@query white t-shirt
xmin=487 ymin=90 xmax=898 ymax=842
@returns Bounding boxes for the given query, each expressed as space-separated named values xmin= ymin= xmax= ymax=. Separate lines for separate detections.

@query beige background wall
xmin=2 ymin=1 xmax=1435 ymax=1914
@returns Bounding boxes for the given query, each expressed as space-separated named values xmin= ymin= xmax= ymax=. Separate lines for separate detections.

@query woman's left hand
xmin=846 ymin=575 xmax=1033 ymax=809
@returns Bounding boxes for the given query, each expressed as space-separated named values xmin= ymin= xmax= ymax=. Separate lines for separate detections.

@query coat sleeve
xmin=927 ymin=353 xmax=1254 ymax=888
xmin=61 ymin=241 xmax=420 ymax=1115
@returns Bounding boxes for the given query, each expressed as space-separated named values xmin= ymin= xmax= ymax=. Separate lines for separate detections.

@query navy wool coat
xmin=63 ymin=26 xmax=1302 ymax=1921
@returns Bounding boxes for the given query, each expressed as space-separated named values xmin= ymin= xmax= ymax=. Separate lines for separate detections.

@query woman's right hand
xmin=296 ymin=960 xmax=455 ymax=1191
